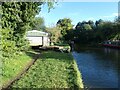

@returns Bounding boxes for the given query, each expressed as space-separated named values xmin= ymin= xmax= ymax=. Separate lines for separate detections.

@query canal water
xmin=72 ymin=47 xmax=119 ymax=88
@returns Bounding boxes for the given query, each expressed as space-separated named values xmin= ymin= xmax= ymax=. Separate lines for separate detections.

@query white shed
xmin=26 ymin=30 xmax=50 ymax=46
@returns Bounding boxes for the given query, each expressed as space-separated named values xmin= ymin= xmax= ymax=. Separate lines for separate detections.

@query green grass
xmin=11 ymin=51 xmax=84 ymax=89
xmin=2 ymin=50 xmax=38 ymax=86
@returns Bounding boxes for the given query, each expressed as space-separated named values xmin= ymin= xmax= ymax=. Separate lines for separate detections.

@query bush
xmin=0 ymin=28 xmax=30 ymax=59
xmin=15 ymin=35 xmax=30 ymax=52
xmin=1 ymin=29 xmax=17 ymax=58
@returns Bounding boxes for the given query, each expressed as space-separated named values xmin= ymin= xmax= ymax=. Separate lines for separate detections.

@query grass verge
xmin=2 ymin=50 xmax=38 ymax=87
xmin=11 ymin=51 xmax=84 ymax=89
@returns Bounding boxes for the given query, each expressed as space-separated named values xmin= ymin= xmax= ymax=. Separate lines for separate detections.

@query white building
xmin=26 ymin=30 xmax=50 ymax=46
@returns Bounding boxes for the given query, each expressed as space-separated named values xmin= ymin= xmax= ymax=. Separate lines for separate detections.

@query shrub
xmin=15 ymin=35 xmax=30 ymax=52
xmin=0 ymin=28 xmax=30 ymax=59
xmin=1 ymin=29 xmax=17 ymax=58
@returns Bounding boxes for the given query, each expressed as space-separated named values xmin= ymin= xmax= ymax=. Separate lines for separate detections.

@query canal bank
xmin=10 ymin=51 xmax=84 ymax=89
xmin=72 ymin=47 xmax=119 ymax=89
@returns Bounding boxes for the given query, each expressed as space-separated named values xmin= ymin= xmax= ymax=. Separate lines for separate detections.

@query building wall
xmin=43 ymin=36 xmax=50 ymax=46
xmin=26 ymin=36 xmax=43 ymax=46
xmin=26 ymin=30 xmax=50 ymax=46
xmin=26 ymin=36 xmax=50 ymax=46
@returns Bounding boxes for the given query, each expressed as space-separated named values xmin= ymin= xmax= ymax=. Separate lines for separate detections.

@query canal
xmin=72 ymin=47 xmax=119 ymax=89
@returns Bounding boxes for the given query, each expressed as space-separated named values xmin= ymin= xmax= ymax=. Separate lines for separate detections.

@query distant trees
xmin=46 ymin=26 xmax=62 ymax=44
xmin=31 ymin=17 xmax=45 ymax=31
xmin=95 ymin=19 xmax=104 ymax=27
xmin=113 ymin=17 xmax=120 ymax=40
xmin=56 ymin=18 xmax=73 ymax=41
xmin=74 ymin=19 xmax=120 ymax=45
xmin=47 ymin=15 xmax=120 ymax=46
xmin=75 ymin=21 xmax=93 ymax=31
xmin=74 ymin=20 xmax=94 ymax=44
xmin=56 ymin=18 xmax=120 ymax=45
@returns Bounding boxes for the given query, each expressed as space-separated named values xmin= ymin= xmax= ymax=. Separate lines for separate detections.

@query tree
xmin=75 ymin=21 xmax=93 ymax=31
xmin=1 ymin=1 xmax=55 ymax=37
xmin=2 ymin=2 xmax=43 ymax=35
xmin=112 ymin=17 xmax=120 ymax=40
xmin=46 ymin=26 xmax=62 ymax=44
xmin=75 ymin=22 xmax=82 ymax=30
xmin=1 ymin=2 xmax=55 ymax=44
xmin=56 ymin=18 xmax=73 ymax=41
xmin=88 ymin=20 xmax=94 ymax=29
xmin=57 ymin=18 xmax=73 ymax=35
xmin=73 ymin=20 xmax=95 ymax=44
xmin=1 ymin=2 xmax=43 ymax=52
xmin=1 ymin=2 xmax=55 ymax=58
xmin=31 ymin=17 xmax=45 ymax=31
xmin=83 ymin=24 xmax=92 ymax=30
xmin=95 ymin=19 xmax=104 ymax=27
xmin=67 ymin=18 xmax=120 ymax=45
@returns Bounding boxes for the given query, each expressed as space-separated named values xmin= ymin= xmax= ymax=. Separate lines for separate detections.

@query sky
xmin=36 ymin=2 xmax=119 ymax=27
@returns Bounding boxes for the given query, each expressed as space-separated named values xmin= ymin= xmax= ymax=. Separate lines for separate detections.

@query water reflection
xmin=72 ymin=47 xmax=119 ymax=88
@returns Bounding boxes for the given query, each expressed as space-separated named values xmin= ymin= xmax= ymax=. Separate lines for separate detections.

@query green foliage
xmin=1 ymin=29 xmax=17 ymax=58
xmin=1 ymin=2 xmax=55 ymax=57
xmin=47 ymin=2 xmax=55 ymax=12
xmin=11 ymin=51 xmax=83 ymax=88
xmin=98 ymin=22 xmax=115 ymax=40
xmin=75 ymin=21 xmax=93 ymax=31
xmin=30 ymin=17 xmax=45 ymax=31
xmin=1 ymin=2 xmax=43 ymax=58
xmin=15 ymin=35 xmax=30 ymax=52
xmin=1 ymin=1 xmax=56 ymax=60
xmin=64 ymin=29 xmax=75 ymax=41
xmin=83 ymin=24 xmax=92 ymax=30
xmin=0 ymin=28 xmax=29 ymax=59
xmin=56 ymin=18 xmax=73 ymax=40
xmin=73 ymin=19 xmax=120 ymax=45
xmin=46 ymin=26 xmax=62 ymax=44
xmin=2 ymin=2 xmax=43 ymax=35
xmin=88 ymin=20 xmax=94 ymax=28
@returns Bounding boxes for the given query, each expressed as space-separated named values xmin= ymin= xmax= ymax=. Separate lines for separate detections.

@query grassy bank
xmin=2 ymin=50 xmax=38 ymax=87
xmin=11 ymin=51 xmax=84 ymax=89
